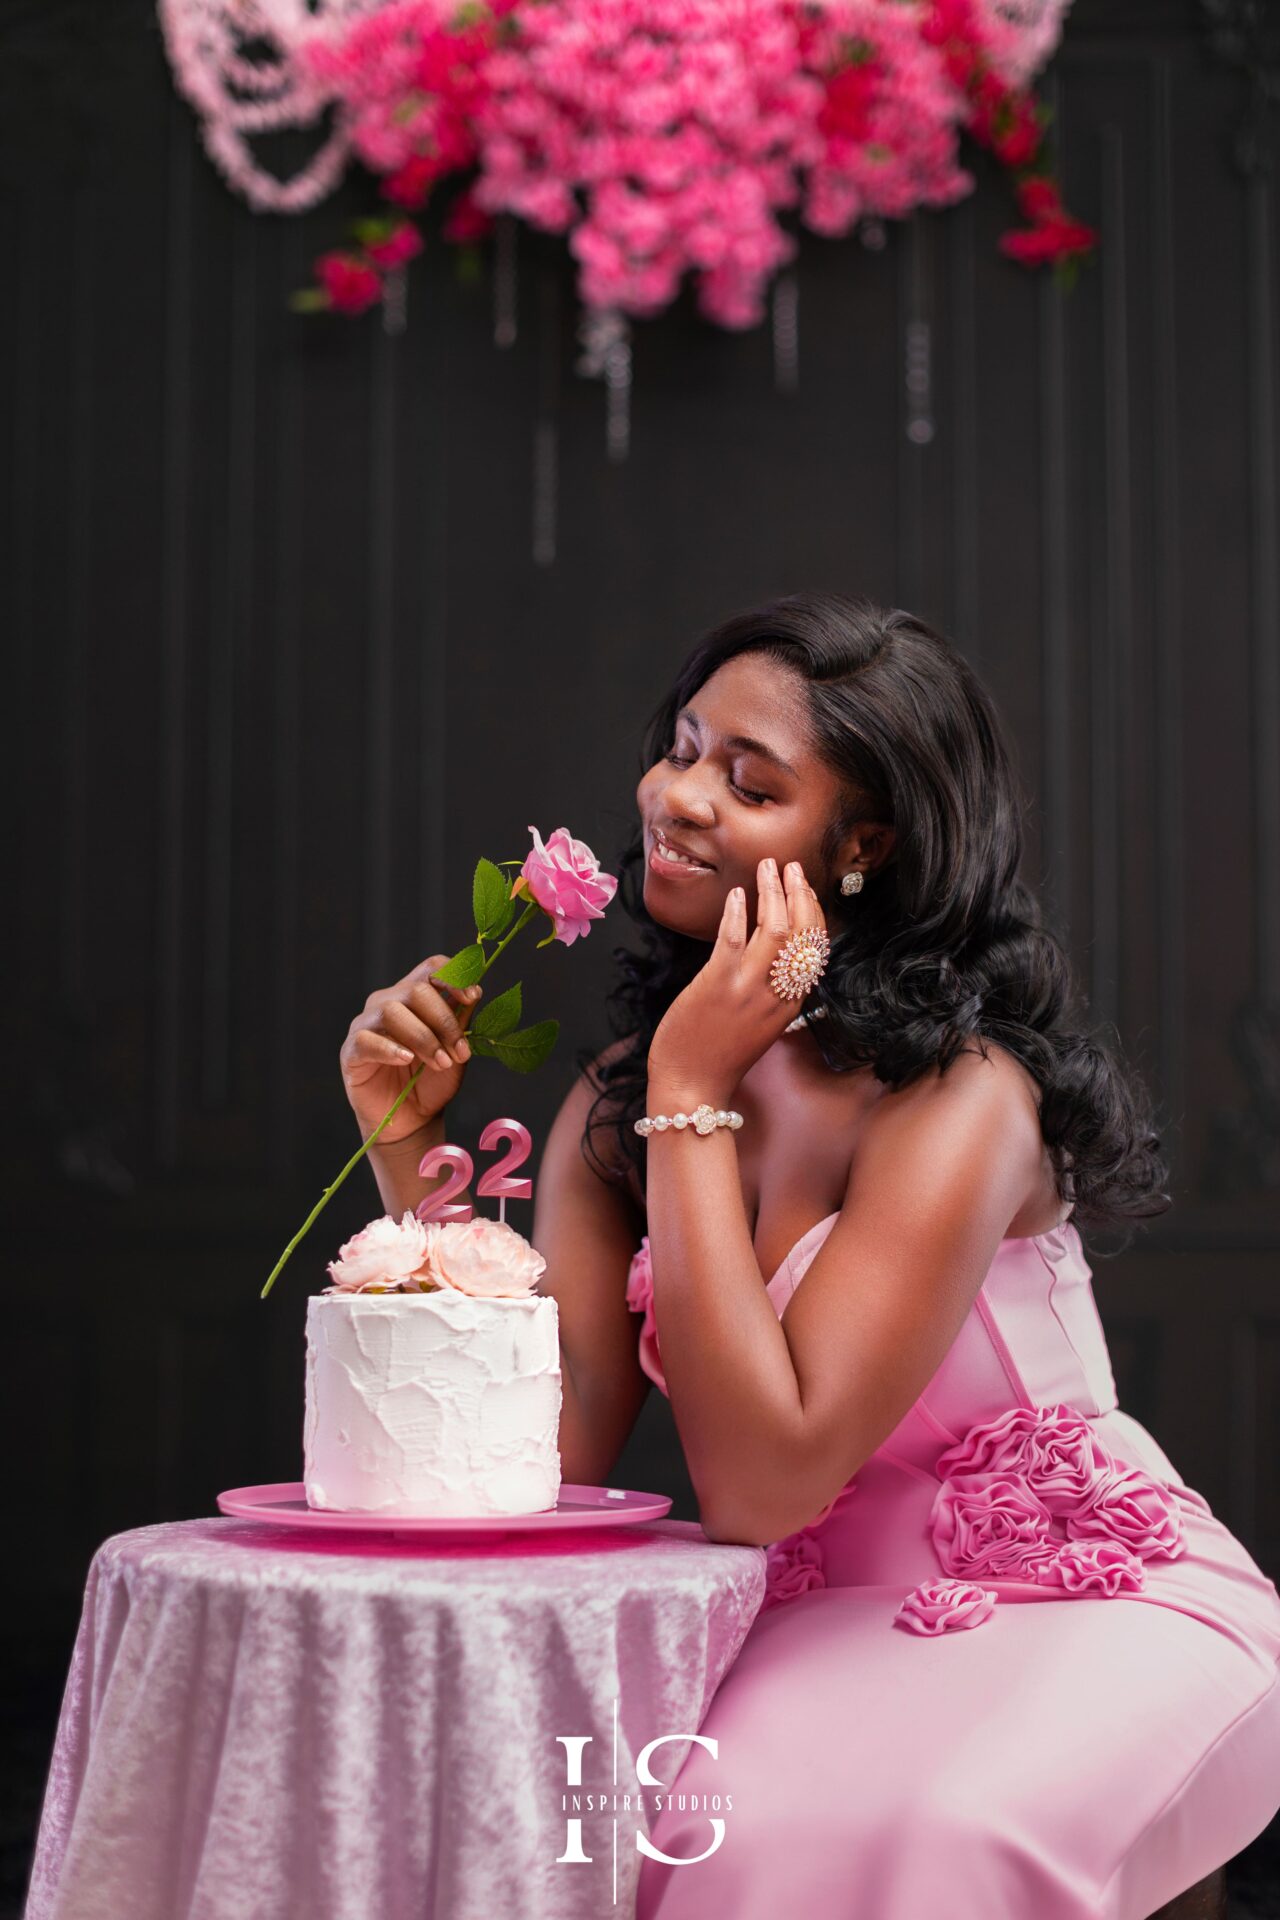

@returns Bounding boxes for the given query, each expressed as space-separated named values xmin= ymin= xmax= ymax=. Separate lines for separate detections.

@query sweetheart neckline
xmin=760 ymin=1210 xmax=1076 ymax=1295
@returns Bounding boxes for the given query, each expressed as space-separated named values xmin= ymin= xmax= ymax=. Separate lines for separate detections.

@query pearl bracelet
xmin=634 ymin=1102 xmax=743 ymax=1138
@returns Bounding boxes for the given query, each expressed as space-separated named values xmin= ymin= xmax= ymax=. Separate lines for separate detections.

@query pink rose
xmin=929 ymin=1472 xmax=1059 ymax=1581
xmin=936 ymin=1403 xmax=1113 ymax=1515
xmin=894 ymin=1579 xmax=998 ymax=1635
xmin=1035 ymin=1539 xmax=1146 ymax=1597
xmin=316 ymin=252 xmax=383 ymax=316
xmin=1070 ymin=1466 xmax=1186 ymax=1563
xmin=365 ymin=221 xmax=424 ymax=269
xmin=518 ymin=825 xmax=618 ymax=946
xmin=324 ymin=1211 xmax=432 ymax=1293
xmin=420 ymin=1215 xmax=547 ymax=1299
xmin=760 ymin=1532 xmax=826 ymax=1611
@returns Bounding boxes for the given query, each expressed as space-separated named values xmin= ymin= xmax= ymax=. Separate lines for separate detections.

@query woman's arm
xmin=532 ymin=1048 xmax=653 ymax=1488
xmin=366 ymin=1114 xmax=464 ymax=1218
xmin=645 ymin=1044 xmax=1046 ymax=1547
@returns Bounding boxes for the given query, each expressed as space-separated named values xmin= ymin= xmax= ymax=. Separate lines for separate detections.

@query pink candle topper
xmin=415 ymin=1144 xmax=474 ymax=1225
xmin=476 ymin=1118 xmax=533 ymax=1225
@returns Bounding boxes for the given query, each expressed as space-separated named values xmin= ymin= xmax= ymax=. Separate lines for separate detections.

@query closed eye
xmin=663 ymin=751 xmax=770 ymax=806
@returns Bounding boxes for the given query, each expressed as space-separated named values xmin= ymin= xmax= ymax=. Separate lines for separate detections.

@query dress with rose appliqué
xmin=628 ymin=1214 xmax=1280 ymax=1920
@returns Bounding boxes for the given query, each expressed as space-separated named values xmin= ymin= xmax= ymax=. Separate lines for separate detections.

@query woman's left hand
xmin=647 ymin=857 xmax=829 ymax=1110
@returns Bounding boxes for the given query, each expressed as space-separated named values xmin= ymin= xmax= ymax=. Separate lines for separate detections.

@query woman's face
xmin=635 ymin=652 xmax=888 ymax=942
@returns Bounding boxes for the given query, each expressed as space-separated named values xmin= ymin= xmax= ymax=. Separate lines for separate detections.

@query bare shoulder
xmin=873 ymin=1034 xmax=1042 ymax=1129
xmin=852 ymin=1034 xmax=1054 ymax=1235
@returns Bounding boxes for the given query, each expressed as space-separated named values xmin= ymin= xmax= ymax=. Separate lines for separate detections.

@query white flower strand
xmin=157 ymin=0 xmax=381 ymax=213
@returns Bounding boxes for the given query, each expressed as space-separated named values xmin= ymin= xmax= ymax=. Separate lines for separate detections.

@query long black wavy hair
xmin=575 ymin=591 xmax=1171 ymax=1249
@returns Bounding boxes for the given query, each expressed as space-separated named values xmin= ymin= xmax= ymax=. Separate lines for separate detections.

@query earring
xmin=840 ymin=870 xmax=864 ymax=896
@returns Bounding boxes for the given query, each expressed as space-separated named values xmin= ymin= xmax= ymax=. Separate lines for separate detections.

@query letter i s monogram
xmin=556 ymin=1736 xmax=593 ymax=1864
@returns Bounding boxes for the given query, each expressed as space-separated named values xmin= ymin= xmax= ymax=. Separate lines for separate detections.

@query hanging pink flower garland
xmin=161 ymin=0 xmax=1095 ymax=325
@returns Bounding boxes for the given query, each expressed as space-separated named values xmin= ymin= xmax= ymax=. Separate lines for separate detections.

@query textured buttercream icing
xmin=304 ymin=1289 xmax=562 ymax=1516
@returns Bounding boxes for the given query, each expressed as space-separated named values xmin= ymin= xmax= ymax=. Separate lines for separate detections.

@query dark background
xmin=3 ymin=0 xmax=1279 ymax=1911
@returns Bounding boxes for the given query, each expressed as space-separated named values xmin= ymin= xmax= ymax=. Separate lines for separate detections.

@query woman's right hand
xmin=341 ymin=954 xmax=484 ymax=1147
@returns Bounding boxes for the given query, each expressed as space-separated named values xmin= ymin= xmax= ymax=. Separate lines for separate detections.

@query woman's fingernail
xmin=454 ymin=1039 xmax=471 ymax=1063
xmin=435 ymin=1048 xmax=452 ymax=1069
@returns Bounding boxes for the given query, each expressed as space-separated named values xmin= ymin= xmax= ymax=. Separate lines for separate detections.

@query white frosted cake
xmin=303 ymin=1210 xmax=562 ymax=1518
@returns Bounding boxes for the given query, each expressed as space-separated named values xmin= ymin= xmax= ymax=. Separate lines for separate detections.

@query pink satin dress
xmin=627 ymin=1214 xmax=1280 ymax=1918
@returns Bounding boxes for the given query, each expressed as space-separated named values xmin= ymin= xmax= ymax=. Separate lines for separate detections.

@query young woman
xmin=342 ymin=592 xmax=1280 ymax=1918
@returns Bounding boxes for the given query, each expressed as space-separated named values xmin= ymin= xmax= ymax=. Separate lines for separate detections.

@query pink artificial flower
xmin=422 ymin=1215 xmax=547 ymax=1298
xmin=381 ymin=154 xmax=441 ymax=211
xmin=936 ymin=1402 xmax=1113 ymax=1516
xmin=929 ymin=1471 xmax=1060 ymax=1581
xmin=1070 ymin=1465 xmax=1186 ymax=1563
xmin=998 ymin=216 xmax=1097 ymax=267
xmin=518 ymin=825 xmax=618 ymax=946
xmin=1015 ymin=174 xmax=1062 ymax=222
xmin=442 ymin=189 xmax=496 ymax=244
xmin=324 ymin=1210 xmax=432 ymax=1292
xmin=1035 ymin=1539 xmax=1146 ymax=1597
xmin=316 ymin=251 xmax=383 ymax=315
xmin=893 ymin=1578 xmax=998 ymax=1635
xmin=365 ymin=220 xmax=424 ymax=268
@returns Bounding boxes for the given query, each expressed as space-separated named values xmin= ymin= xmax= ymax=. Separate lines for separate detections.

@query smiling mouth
xmin=648 ymin=831 xmax=715 ymax=874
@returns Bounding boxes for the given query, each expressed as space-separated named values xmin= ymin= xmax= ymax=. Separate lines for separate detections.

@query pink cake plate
xmin=216 ymin=1481 xmax=673 ymax=1537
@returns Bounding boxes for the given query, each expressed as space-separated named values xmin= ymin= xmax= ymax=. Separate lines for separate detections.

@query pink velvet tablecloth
xmin=24 ymin=1515 xmax=765 ymax=1920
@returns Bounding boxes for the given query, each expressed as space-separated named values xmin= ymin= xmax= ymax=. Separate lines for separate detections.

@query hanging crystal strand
xmin=604 ymin=313 xmax=632 ymax=462
xmin=575 ymin=306 xmax=632 ymax=462
xmin=382 ymin=264 xmax=408 ymax=337
xmin=772 ymin=269 xmax=799 ymax=393
xmin=494 ymin=213 xmax=518 ymax=348
xmin=532 ymin=266 xmax=561 ymax=568
xmin=860 ymin=215 xmax=887 ymax=252
xmin=905 ymin=322 xmax=933 ymax=444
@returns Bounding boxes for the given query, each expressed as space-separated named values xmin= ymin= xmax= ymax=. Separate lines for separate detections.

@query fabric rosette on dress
xmin=893 ymin=1578 xmax=999 ymax=1635
xmin=760 ymin=1480 xmax=860 ymax=1612
xmin=915 ymin=1401 xmax=1186 ymax=1628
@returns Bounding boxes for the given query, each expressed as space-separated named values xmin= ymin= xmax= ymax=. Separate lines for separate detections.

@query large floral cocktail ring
xmin=768 ymin=926 xmax=831 ymax=1001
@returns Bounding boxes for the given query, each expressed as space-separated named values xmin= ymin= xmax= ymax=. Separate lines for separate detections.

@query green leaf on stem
xmin=430 ymin=943 xmax=487 ymax=988
xmin=472 ymin=980 xmax=522 ymax=1038
xmin=352 ymin=216 xmax=398 ymax=246
xmin=472 ymin=857 xmax=511 ymax=938
xmin=488 ymin=1019 xmax=559 ymax=1073
xmin=535 ymin=926 xmax=559 ymax=950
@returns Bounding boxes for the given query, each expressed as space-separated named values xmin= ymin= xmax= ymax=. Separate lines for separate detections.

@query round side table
xmin=24 ymin=1516 xmax=765 ymax=1920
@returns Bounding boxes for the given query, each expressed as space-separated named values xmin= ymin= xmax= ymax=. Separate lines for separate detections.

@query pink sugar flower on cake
xmin=419 ymin=1215 xmax=547 ymax=1299
xmin=324 ymin=1211 xmax=434 ymax=1293
xmin=929 ymin=1471 xmax=1060 ymax=1581
xmin=516 ymin=825 xmax=619 ymax=946
xmin=894 ymin=1579 xmax=999 ymax=1635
